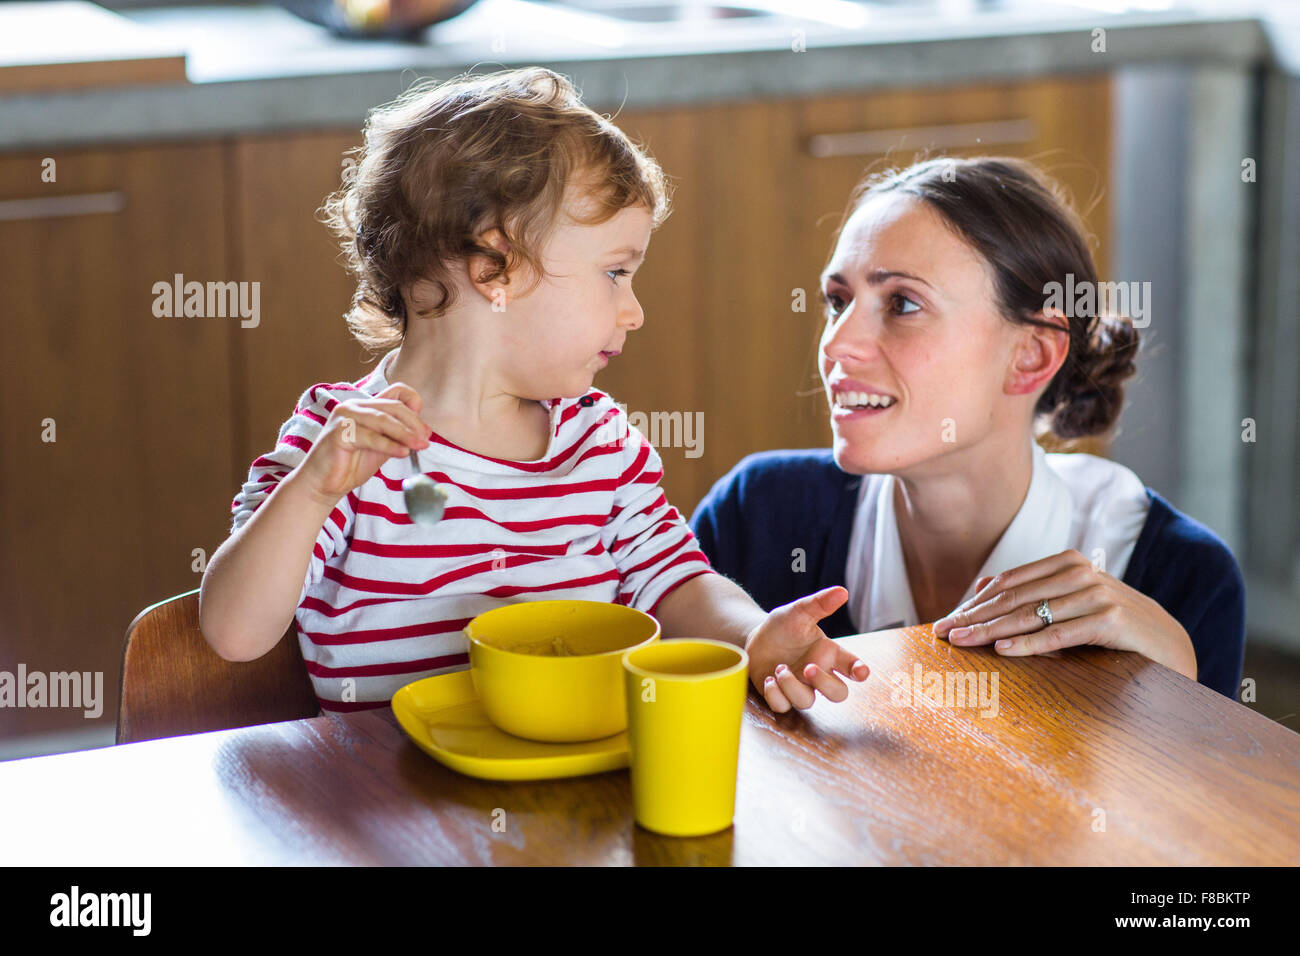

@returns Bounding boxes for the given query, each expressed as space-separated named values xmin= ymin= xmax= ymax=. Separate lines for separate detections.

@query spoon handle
xmin=409 ymin=448 xmax=420 ymax=471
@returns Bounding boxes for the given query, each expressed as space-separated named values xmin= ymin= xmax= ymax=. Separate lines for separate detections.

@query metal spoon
xmin=402 ymin=449 xmax=449 ymax=525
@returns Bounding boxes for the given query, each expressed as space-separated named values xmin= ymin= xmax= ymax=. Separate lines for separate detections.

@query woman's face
xmin=818 ymin=192 xmax=1028 ymax=477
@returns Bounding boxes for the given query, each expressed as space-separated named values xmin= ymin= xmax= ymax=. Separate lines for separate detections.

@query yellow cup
xmin=621 ymin=639 xmax=749 ymax=837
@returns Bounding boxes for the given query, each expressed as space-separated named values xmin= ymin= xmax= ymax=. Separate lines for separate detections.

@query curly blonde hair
xmin=320 ymin=66 xmax=672 ymax=352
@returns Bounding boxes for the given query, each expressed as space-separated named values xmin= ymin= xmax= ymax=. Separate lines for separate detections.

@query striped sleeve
xmin=229 ymin=382 xmax=358 ymax=606
xmin=600 ymin=410 xmax=713 ymax=614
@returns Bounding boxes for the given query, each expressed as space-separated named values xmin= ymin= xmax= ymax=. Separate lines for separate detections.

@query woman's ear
xmin=1005 ymin=308 xmax=1069 ymax=397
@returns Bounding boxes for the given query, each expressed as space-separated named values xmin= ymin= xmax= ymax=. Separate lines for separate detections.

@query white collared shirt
xmin=844 ymin=443 xmax=1151 ymax=631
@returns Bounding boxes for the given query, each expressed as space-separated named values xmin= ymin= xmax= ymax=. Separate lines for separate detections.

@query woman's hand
xmin=932 ymin=550 xmax=1197 ymax=680
xmin=745 ymin=586 xmax=870 ymax=713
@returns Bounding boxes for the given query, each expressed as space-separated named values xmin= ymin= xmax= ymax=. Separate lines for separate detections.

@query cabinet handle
xmin=806 ymin=119 xmax=1036 ymax=158
xmin=0 ymin=191 xmax=126 ymax=222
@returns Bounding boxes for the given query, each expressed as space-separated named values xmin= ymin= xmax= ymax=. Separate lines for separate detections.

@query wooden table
xmin=3 ymin=626 xmax=1298 ymax=865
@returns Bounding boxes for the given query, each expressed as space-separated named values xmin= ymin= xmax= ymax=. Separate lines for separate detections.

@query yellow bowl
xmin=465 ymin=600 xmax=660 ymax=743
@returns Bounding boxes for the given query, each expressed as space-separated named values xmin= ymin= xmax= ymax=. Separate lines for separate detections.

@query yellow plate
xmin=391 ymin=671 xmax=630 ymax=781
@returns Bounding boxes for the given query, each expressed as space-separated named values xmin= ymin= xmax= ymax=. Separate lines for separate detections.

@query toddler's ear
xmin=466 ymin=227 xmax=514 ymax=307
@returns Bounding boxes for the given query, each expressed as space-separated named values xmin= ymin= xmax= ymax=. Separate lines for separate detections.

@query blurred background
xmin=1 ymin=0 xmax=1297 ymax=759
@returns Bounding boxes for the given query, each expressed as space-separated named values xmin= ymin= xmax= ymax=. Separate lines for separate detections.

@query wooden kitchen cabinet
xmin=0 ymin=142 xmax=235 ymax=740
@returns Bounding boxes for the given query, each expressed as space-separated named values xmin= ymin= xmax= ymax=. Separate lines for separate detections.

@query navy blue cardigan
xmin=689 ymin=449 xmax=1246 ymax=699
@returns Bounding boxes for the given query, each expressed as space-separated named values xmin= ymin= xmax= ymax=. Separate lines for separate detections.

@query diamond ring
xmin=1035 ymin=599 xmax=1053 ymax=627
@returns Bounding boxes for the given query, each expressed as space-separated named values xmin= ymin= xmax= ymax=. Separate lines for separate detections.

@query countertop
xmin=0 ymin=0 xmax=1296 ymax=149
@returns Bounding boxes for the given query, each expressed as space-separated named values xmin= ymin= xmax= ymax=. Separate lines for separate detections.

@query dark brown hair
xmin=833 ymin=156 xmax=1138 ymax=439
xmin=320 ymin=66 xmax=671 ymax=352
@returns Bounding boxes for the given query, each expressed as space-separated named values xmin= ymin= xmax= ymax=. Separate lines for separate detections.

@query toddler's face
xmin=496 ymin=196 xmax=654 ymax=400
xmin=818 ymin=192 xmax=1029 ymax=477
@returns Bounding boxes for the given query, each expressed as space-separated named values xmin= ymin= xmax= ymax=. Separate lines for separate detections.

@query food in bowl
xmin=504 ymin=634 xmax=579 ymax=656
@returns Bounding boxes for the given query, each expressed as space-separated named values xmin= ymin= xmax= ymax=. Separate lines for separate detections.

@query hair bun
xmin=1050 ymin=313 xmax=1140 ymax=439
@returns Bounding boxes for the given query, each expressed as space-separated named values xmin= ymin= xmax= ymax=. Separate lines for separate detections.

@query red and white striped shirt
xmin=230 ymin=348 xmax=714 ymax=712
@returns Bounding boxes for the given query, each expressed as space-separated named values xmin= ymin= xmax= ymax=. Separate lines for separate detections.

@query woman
xmin=691 ymin=156 xmax=1245 ymax=713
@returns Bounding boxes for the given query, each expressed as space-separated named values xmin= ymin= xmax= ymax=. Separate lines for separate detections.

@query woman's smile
xmin=827 ymin=377 xmax=899 ymax=422
xmin=830 ymin=397 xmax=897 ymax=421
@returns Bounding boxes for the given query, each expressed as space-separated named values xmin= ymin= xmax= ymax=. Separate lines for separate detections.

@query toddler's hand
xmin=296 ymin=382 xmax=430 ymax=506
xmin=745 ymin=586 xmax=868 ymax=713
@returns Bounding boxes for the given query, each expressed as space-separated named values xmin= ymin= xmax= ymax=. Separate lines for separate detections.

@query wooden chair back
xmin=117 ymin=589 xmax=319 ymax=745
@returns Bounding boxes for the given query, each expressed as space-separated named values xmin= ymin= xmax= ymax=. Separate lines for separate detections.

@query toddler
xmin=198 ymin=67 xmax=867 ymax=715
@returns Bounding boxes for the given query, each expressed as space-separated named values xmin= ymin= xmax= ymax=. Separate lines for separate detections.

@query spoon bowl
xmin=403 ymin=449 xmax=449 ymax=525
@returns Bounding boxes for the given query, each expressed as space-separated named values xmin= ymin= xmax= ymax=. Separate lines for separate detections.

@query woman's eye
xmin=891 ymin=293 xmax=921 ymax=315
xmin=607 ymin=268 xmax=631 ymax=283
xmin=821 ymin=291 xmax=847 ymax=317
